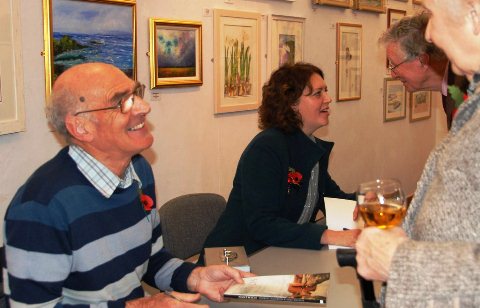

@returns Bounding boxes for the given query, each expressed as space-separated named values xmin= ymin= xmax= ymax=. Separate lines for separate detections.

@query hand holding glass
xmin=356 ymin=179 xmax=406 ymax=229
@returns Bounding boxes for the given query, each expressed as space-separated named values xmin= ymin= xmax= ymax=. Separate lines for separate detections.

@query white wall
xmin=0 ymin=0 xmax=446 ymax=243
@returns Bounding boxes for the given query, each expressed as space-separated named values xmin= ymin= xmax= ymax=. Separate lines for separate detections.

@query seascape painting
xmin=156 ymin=27 xmax=196 ymax=78
xmin=51 ymin=0 xmax=135 ymax=80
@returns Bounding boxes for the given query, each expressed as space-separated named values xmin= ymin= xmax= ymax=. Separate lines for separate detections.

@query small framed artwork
xmin=214 ymin=9 xmax=261 ymax=114
xmin=267 ymin=15 xmax=305 ymax=76
xmin=42 ymin=0 xmax=136 ymax=98
xmin=149 ymin=18 xmax=202 ymax=88
xmin=383 ymin=77 xmax=406 ymax=122
xmin=410 ymin=91 xmax=431 ymax=121
xmin=387 ymin=9 xmax=407 ymax=28
xmin=312 ymin=0 xmax=353 ymax=8
xmin=336 ymin=23 xmax=362 ymax=101
xmin=355 ymin=0 xmax=386 ymax=13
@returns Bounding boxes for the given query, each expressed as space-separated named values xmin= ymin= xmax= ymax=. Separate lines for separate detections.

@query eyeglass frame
xmin=388 ymin=57 xmax=417 ymax=73
xmin=74 ymin=82 xmax=146 ymax=116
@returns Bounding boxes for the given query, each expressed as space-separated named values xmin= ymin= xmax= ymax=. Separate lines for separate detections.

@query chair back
xmin=159 ymin=193 xmax=226 ymax=260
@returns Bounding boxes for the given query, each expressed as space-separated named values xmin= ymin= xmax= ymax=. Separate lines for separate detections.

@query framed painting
xmin=312 ymin=0 xmax=353 ymax=8
xmin=149 ymin=18 xmax=202 ymax=88
xmin=0 ymin=0 xmax=25 ymax=135
xmin=410 ymin=91 xmax=431 ymax=121
xmin=42 ymin=0 xmax=136 ymax=98
xmin=383 ymin=77 xmax=406 ymax=122
xmin=336 ymin=23 xmax=362 ymax=101
xmin=387 ymin=9 xmax=407 ymax=28
xmin=214 ymin=9 xmax=261 ymax=114
xmin=355 ymin=0 xmax=385 ymax=13
xmin=267 ymin=15 xmax=305 ymax=76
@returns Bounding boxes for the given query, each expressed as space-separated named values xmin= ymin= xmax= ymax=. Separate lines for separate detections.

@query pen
xmin=164 ymin=290 xmax=185 ymax=302
xmin=343 ymin=228 xmax=350 ymax=230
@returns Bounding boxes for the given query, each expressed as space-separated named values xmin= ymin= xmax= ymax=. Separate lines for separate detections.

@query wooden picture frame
xmin=214 ymin=9 xmax=261 ymax=114
xmin=336 ymin=23 xmax=362 ymax=101
xmin=267 ymin=15 xmax=305 ymax=76
xmin=410 ymin=91 xmax=431 ymax=121
xmin=42 ymin=0 xmax=136 ymax=98
xmin=355 ymin=0 xmax=385 ymax=13
xmin=149 ymin=19 xmax=202 ymax=88
xmin=383 ymin=77 xmax=406 ymax=122
xmin=0 ymin=0 xmax=25 ymax=135
xmin=387 ymin=9 xmax=407 ymax=28
xmin=312 ymin=0 xmax=353 ymax=8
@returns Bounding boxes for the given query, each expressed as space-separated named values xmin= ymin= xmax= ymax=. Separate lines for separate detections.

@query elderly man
xmin=380 ymin=13 xmax=468 ymax=129
xmin=3 ymin=63 xmax=250 ymax=306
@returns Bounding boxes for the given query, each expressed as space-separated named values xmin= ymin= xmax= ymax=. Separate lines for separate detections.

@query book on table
xmin=204 ymin=246 xmax=250 ymax=272
xmin=224 ymin=273 xmax=330 ymax=304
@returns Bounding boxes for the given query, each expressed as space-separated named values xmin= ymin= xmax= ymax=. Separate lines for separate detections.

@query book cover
xmin=204 ymin=246 xmax=250 ymax=272
xmin=224 ymin=273 xmax=329 ymax=304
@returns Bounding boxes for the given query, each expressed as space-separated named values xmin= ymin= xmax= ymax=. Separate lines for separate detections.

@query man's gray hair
xmin=45 ymin=84 xmax=79 ymax=143
xmin=379 ymin=13 xmax=446 ymax=61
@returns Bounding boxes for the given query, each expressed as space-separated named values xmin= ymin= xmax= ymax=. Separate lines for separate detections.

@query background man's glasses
xmin=388 ymin=57 xmax=416 ymax=73
xmin=74 ymin=83 xmax=146 ymax=116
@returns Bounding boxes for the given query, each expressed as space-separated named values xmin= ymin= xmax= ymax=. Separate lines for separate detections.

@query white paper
xmin=324 ymin=197 xmax=363 ymax=249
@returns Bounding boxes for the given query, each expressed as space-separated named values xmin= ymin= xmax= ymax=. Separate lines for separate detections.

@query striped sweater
xmin=3 ymin=148 xmax=196 ymax=306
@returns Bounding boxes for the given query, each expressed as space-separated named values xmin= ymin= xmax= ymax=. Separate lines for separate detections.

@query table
xmin=199 ymin=247 xmax=381 ymax=307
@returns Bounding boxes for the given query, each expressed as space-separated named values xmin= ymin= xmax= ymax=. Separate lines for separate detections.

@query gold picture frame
xmin=384 ymin=77 xmax=406 ymax=122
xmin=355 ymin=0 xmax=385 ymax=13
xmin=0 ymin=0 xmax=25 ymax=135
xmin=267 ymin=14 xmax=305 ymax=76
xmin=410 ymin=91 xmax=431 ymax=122
xmin=42 ymin=0 xmax=136 ymax=99
xmin=336 ymin=23 xmax=362 ymax=102
xmin=312 ymin=0 xmax=353 ymax=8
xmin=149 ymin=18 xmax=202 ymax=88
xmin=214 ymin=9 xmax=261 ymax=114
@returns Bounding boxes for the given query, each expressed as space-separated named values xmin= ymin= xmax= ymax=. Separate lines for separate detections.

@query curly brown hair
xmin=258 ymin=62 xmax=324 ymax=132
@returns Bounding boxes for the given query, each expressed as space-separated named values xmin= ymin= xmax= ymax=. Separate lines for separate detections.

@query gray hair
xmin=45 ymin=84 xmax=80 ymax=143
xmin=379 ymin=13 xmax=446 ymax=61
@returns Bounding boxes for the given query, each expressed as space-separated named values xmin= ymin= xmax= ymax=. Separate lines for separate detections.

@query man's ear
xmin=468 ymin=4 xmax=480 ymax=35
xmin=65 ymin=114 xmax=94 ymax=142
xmin=418 ymin=53 xmax=430 ymax=68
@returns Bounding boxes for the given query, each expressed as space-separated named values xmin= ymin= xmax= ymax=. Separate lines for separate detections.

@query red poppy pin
xmin=287 ymin=167 xmax=303 ymax=194
xmin=448 ymin=85 xmax=469 ymax=118
xmin=138 ymin=189 xmax=154 ymax=220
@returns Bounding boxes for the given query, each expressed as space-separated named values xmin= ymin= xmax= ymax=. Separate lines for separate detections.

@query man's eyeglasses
xmin=74 ymin=83 xmax=146 ymax=116
xmin=388 ymin=57 xmax=416 ymax=73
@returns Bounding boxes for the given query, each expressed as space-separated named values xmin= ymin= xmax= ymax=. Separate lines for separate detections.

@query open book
xmin=225 ymin=273 xmax=329 ymax=304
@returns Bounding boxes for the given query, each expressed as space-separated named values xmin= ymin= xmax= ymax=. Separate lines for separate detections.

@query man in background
xmin=380 ymin=13 xmax=469 ymax=129
xmin=3 ymin=62 xmax=250 ymax=306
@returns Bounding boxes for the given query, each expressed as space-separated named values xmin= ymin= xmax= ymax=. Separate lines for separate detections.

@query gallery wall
xmin=0 ymin=0 xmax=447 ymax=243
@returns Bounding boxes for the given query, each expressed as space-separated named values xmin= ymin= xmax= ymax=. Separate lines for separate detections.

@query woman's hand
xmin=320 ymin=229 xmax=362 ymax=247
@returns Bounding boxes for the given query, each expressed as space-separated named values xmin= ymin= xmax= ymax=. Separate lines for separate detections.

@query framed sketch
xmin=312 ymin=0 xmax=353 ymax=8
xmin=42 ymin=0 xmax=136 ymax=98
xmin=410 ymin=91 xmax=431 ymax=121
xmin=267 ymin=15 xmax=305 ymax=76
xmin=387 ymin=9 xmax=407 ymax=28
xmin=149 ymin=19 xmax=202 ymax=88
xmin=355 ymin=0 xmax=386 ymax=13
xmin=0 ymin=0 xmax=25 ymax=135
xmin=214 ymin=9 xmax=261 ymax=114
xmin=383 ymin=78 xmax=406 ymax=122
xmin=336 ymin=23 xmax=362 ymax=101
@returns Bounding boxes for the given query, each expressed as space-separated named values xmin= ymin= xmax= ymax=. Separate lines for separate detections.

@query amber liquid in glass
xmin=359 ymin=202 xmax=406 ymax=229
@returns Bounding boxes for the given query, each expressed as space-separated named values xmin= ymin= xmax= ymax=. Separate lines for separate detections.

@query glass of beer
xmin=356 ymin=179 xmax=406 ymax=229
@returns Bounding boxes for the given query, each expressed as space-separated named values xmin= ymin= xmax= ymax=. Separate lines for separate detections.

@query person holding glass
xmin=200 ymin=63 xmax=361 ymax=260
xmin=355 ymin=1 xmax=480 ymax=306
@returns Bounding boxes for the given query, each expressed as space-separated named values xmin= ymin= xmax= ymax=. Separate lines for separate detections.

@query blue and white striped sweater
xmin=3 ymin=148 xmax=195 ymax=306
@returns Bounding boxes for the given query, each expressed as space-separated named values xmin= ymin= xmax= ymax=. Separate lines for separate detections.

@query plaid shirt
xmin=69 ymin=145 xmax=141 ymax=198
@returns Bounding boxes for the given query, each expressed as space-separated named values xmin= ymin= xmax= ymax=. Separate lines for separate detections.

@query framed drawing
xmin=267 ymin=15 xmax=305 ymax=76
xmin=355 ymin=0 xmax=386 ymax=13
xmin=0 ymin=0 xmax=25 ymax=135
xmin=214 ymin=9 xmax=261 ymax=114
xmin=336 ymin=23 xmax=362 ymax=101
xmin=312 ymin=0 xmax=353 ymax=8
xmin=42 ymin=0 xmax=136 ymax=98
xmin=387 ymin=9 xmax=407 ymax=28
xmin=410 ymin=91 xmax=431 ymax=121
xmin=149 ymin=18 xmax=202 ymax=88
xmin=383 ymin=77 xmax=406 ymax=122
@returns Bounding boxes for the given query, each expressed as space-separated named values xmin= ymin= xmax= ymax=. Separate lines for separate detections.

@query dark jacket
xmin=201 ymin=128 xmax=354 ymax=259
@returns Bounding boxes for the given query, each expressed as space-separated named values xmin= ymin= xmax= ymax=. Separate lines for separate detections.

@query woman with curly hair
xmin=200 ymin=63 xmax=360 ymax=259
